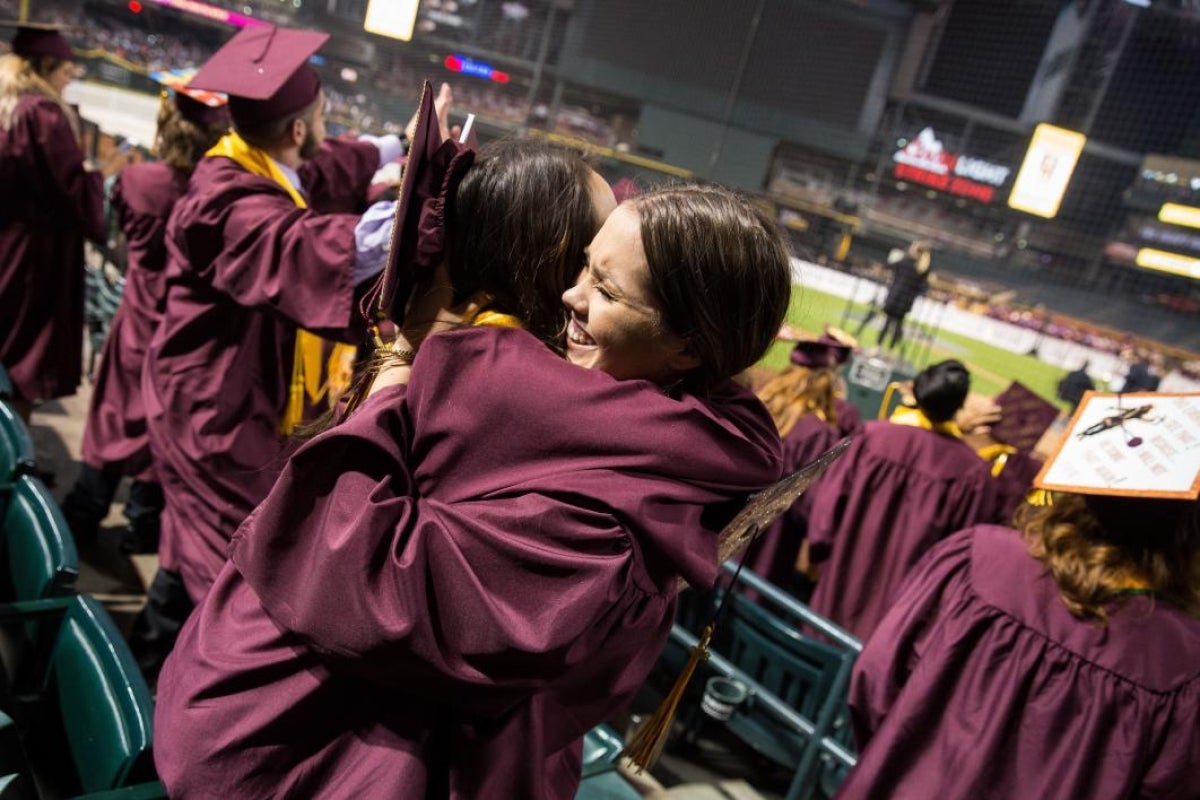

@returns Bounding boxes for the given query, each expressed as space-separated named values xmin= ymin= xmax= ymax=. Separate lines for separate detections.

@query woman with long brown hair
xmin=840 ymin=392 xmax=1200 ymax=799
xmin=62 ymin=86 xmax=230 ymax=555
xmin=0 ymin=23 xmax=107 ymax=420
xmin=748 ymin=333 xmax=861 ymax=595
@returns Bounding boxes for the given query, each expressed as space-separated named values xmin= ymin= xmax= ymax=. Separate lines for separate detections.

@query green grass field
xmin=758 ymin=286 xmax=1074 ymax=409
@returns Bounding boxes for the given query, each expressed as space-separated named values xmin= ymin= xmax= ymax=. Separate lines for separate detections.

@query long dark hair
xmin=445 ymin=139 xmax=602 ymax=348
xmin=633 ymin=185 xmax=793 ymax=391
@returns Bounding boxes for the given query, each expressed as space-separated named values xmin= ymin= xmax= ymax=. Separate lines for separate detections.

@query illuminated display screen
xmin=1008 ymin=123 xmax=1086 ymax=219
xmin=444 ymin=54 xmax=510 ymax=84
xmin=364 ymin=0 xmax=420 ymax=42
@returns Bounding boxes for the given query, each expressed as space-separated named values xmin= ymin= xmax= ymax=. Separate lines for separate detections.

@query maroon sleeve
xmin=231 ymin=328 xmax=781 ymax=704
xmin=183 ymin=189 xmax=358 ymax=335
xmin=297 ymin=138 xmax=381 ymax=214
xmin=34 ymin=101 xmax=105 ymax=242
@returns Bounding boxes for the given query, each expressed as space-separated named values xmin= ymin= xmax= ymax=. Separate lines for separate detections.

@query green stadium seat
xmin=664 ymin=564 xmax=861 ymax=800
xmin=574 ymin=770 xmax=641 ymax=800
xmin=0 ymin=366 xmax=12 ymax=401
xmin=0 ymin=475 xmax=78 ymax=604
xmin=0 ymin=596 xmax=161 ymax=798
xmin=576 ymin=725 xmax=640 ymax=800
xmin=580 ymin=724 xmax=624 ymax=779
xmin=0 ymin=403 xmax=34 ymax=487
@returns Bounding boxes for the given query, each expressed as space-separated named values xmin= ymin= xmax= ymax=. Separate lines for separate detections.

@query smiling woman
xmin=154 ymin=174 xmax=795 ymax=799
xmin=565 ymin=185 xmax=793 ymax=391
xmin=564 ymin=204 xmax=697 ymax=385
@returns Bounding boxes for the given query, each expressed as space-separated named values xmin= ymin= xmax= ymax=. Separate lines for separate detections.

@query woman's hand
xmin=957 ymin=395 xmax=1003 ymax=436
xmin=366 ymin=263 xmax=489 ymax=397
xmin=404 ymin=82 xmax=455 ymax=143
xmin=401 ymin=262 xmax=489 ymax=350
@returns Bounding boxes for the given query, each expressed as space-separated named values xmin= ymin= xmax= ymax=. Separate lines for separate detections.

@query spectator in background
xmin=854 ymin=240 xmax=932 ymax=352
xmin=62 ymin=86 xmax=229 ymax=554
xmin=1056 ymin=359 xmax=1095 ymax=411
xmin=806 ymin=359 xmax=1004 ymax=640
xmin=1123 ymin=353 xmax=1161 ymax=392
xmin=0 ymin=22 xmax=109 ymax=422
xmin=877 ymin=239 xmax=932 ymax=350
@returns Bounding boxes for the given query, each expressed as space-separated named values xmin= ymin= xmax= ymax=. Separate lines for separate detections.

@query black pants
xmin=62 ymin=464 xmax=163 ymax=552
xmin=128 ymin=567 xmax=194 ymax=689
xmin=879 ymin=313 xmax=906 ymax=350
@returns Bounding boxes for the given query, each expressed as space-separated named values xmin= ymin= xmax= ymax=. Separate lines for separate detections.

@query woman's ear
xmin=667 ymin=340 xmax=703 ymax=374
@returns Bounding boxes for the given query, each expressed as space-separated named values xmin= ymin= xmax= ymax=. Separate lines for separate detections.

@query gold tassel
xmin=621 ymin=623 xmax=713 ymax=774
xmin=1026 ymin=488 xmax=1055 ymax=507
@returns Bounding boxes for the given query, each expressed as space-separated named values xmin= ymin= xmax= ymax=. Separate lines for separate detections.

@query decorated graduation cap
xmin=188 ymin=25 xmax=327 ymax=128
xmin=2 ymin=21 xmax=74 ymax=62
xmin=151 ymin=68 xmax=229 ymax=128
xmin=1034 ymin=391 xmax=1200 ymax=501
xmin=989 ymin=381 xmax=1059 ymax=454
xmin=364 ymin=80 xmax=475 ymax=327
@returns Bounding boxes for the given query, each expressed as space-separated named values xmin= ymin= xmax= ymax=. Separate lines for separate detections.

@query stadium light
xmin=1135 ymin=247 xmax=1200 ymax=279
xmin=1007 ymin=123 xmax=1086 ymax=219
xmin=1158 ymin=202 xmax=1200 ymax=230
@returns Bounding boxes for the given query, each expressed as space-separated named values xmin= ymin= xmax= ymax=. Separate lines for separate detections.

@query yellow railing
xmin=527 ymin=129 xmax=694 ymax=178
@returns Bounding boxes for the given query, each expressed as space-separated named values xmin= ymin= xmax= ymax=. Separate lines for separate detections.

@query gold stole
xmin=206 ymin=132 xmax=358 ymax=435
xmin=471 ymin=309 xmax=523 ymax=328
xmin=888 ymin=406 xmax=965 ymax=439
xmin=976 ymin=442 xmax=1019 ymax=478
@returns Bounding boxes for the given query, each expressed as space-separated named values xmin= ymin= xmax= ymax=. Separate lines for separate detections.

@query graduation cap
xmin=188 ymin=25 xmax=327 ymax=128
xmin=989 ymin=381 xmax=1060 ymax=454
xmin=789 ymin=332 xmax=854 ymax=369
xmin=1 ymin=21 xmax=75 ymax=63
xmin=362 ymin=80 xmax=475 ymax=327
xmin=625 ymin=437 xmax=854 ymax=772
xmin=151 ymin=68 xmax=229 ymax=128
xmin=1034 ymin=391 xmax=1200 ymax=501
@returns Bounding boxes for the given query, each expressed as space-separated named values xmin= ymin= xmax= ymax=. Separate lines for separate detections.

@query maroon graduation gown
xmin=143 ymin=139 xmax=379 ymax=602
xmin=154 ymin=326 xmax=784 ymax=800
xmin=80 ymin=162 xmax=188 ymax=476
xmin=807 ymin=420 xmax=1003 ymax=640
xmin=0 ymin=94 xmax=104 ymax=401
xmin=746 ymin=399 xmax=863 ymax=589
xmin=842 ymin=525 xmax=1200 ymax=800
xmin=993 ymin=448 xmax=1044 ymax=520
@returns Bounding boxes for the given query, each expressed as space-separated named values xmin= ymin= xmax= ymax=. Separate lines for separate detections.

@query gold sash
xmin=888 ymin=406 xmax=964 ymax=439
xmin=976 ymin=442 xmax=1018 ymax=478
xmin=206 ymin=132 xmax=357 ymax=435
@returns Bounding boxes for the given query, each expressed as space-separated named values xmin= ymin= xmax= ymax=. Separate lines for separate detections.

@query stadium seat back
xmin=0 ymin=476 xmax=78 ymax=604
xmin=50 ymin=597 xmax=155 ymax=793
xmin=0 ymin=404 xmax=34 ymax=486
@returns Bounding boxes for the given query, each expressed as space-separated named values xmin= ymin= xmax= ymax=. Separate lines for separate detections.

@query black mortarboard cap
xmin=2 ymin=21 xmax=74 ymax=62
